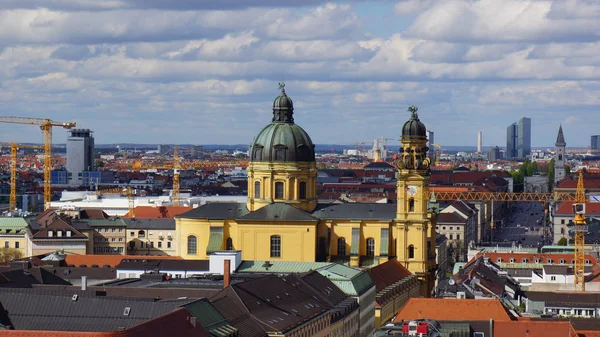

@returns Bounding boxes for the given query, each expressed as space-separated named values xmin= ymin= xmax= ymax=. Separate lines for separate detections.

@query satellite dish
xmin=448 ymin=279 xmax=455 ymax=286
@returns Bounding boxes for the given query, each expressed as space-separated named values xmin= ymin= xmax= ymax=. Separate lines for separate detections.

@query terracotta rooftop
xmin=367 ymin=259 xmax=412 ymax=292
xmin=474 ymin=252 xmax=598 ymax=265
xmin=494 ymin=320 xmax=577 ymax=337
xmin=123 ymin=206 xmax=193 ymax=219
xmin=392 ymin=298 xmax=512 ymax=322
xmin=555 ymin=202 xmax=600 ymax=216
xmin=64 ymin=254 xmax=183 ymax=268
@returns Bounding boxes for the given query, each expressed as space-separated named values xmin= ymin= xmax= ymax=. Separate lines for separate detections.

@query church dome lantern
xmin=402 ymin=105 xmax=427 ymax=140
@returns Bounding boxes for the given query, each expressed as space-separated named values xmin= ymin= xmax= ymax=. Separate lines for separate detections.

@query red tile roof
xmin=494 ymin=321 xmax=577 ymax=337
xmin=555 ymin=202 xmax=600 ymax=216
xmin=64 ymin=254 xmax=183 ymax=268
xmin=556 ymin=173 xmax=600 ymax=189
xmin=123 ymin=206 xmax=193 ymax=219
xmin=578 ymin=331 xmax=600 ymax=337
xmin=392 ymin=298 xmax=512 ymax=322
xmin=437 ymin=212 xmax=466 ymax=224
xmin=474 ymin=252 xmax=598 ymax=265
xmin=368 ymin=259 xmax=412 ymax=292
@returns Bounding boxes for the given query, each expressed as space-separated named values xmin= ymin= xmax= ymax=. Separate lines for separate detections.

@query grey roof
xmin=0 ymin=268 xmax=72 ymax=288
xmin=178 ymin=202 xmax=249 ymax=220
xmin=115 ymin=259 xmax=209 ymax=272
xmin=556 ymin=125 xmax=566 ymax=146
xmin=123 ymin=218 xmax=175 ymax=230
xmin=0 ymin=289 xmax=197 ymax=331
xmin=312 ymin=203 xmax=396 ymax=220
xmin=236 ymin=203 xmax=318 ymax=222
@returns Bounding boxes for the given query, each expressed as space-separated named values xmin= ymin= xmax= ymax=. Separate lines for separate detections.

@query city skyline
xmin=0 ymin=0 xmax=599 ymax=147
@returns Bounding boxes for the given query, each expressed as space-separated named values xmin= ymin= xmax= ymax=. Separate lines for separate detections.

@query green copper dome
xmin=402 ymin=106 xmax=427 ymax=139
xmin=250 ymin=84 xmax=315 ymax=163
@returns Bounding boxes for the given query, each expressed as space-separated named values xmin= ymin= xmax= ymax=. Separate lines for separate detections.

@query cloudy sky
xmin=1 ymin=0 xmax=599 ymax=148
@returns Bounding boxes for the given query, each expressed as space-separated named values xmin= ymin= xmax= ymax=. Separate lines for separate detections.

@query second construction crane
xmin=8 ymin=143 xmax=44 ymax=211
xmin=0 ymin=117 xmax=76 ymax=209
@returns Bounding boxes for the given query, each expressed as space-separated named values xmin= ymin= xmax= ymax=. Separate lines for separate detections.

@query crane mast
xmin=9 ymin=143 xmax=45 ymax=211
xmin=573 ymin=171 xmax=586 ymax=291
xmin=173 ymin=146 xmax=181 ymax=206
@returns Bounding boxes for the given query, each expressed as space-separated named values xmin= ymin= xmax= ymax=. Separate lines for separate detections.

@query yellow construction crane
xmin=95 ymin=187 xmax=136 ymax=219
xmin=573 ymin=171 xmax=587 ymax=291
xmin=0 ymin=117 xmax=76 ymax=209
xmin=173 ymin=146 xmax=181 ymax=206
xmin=8 ymin=143 xmax=45 ymax=211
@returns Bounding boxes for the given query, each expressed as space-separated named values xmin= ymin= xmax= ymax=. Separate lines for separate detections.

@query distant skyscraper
xmin=427 ymin=130 xmax=434 ymax=159
xmin=555 ymin=125 xmax=566 ymax=184
xmin=487 ymin=146 xmax=502 ymax=161
xmin=67 ymin=129 xmax=94 ymax=186
xmin=506 ymin=117 xmax=531 ymax=159
xmin=477 ymin=131 xmax=482 ymax=153
xmin=592 ymin=135 xmax=600 ymax=150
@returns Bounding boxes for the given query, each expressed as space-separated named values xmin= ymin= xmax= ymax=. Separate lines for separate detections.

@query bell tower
xmin=554 ymin=125 xmax=566 ymax=185
xmin=394 ymin=106 xmax=436 ymax=297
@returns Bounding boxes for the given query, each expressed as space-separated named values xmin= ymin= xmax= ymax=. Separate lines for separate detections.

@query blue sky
xmin=1 ymin=0 xmax=599 ymax=147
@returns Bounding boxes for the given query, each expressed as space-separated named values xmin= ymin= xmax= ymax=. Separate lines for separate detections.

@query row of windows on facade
xmin=4 ymin=241 xmax=19 ymax=249
xmin=184 ymin=235 xmax=417 ymax=259
xmin=95 ymin=237 xmax=124 ymax=242
xmin=94 ymin=247 xmax=124 ymax=254
xmin=496 ymin=257 xmax=591 ymax=264
xmin=546 ymin=308 xmax=596 ymax=318
xmin=130 ymin=231 xmax=173 ymax=239
xmin=253 ymin=181 xmax=307 ymax=199
xmin=130 ymin=240 xmax=172 ymax=249
xmin=96 ymin=228 xmax=124 ymax=233
xmin=47 ymin=230 xmax=72 ymax=237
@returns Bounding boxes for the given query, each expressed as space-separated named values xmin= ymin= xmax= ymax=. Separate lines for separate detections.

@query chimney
xmin=81 ymin=276 xmax=87 ymax=291
xmin=223 ymin=259 xmax=231 ymax=289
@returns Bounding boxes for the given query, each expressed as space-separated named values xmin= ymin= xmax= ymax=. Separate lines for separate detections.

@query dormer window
xmin=57 ymin=230 xmax=63 ymax=237
xmin=497 ymin=258 xmax=502 ymax=263
xmin=522 ymin=258 xmax=527 ymax=263
xmin=48 ymin=230 xmax=53 ymax=237
xmin=509 ymin=258 xmax=515 ymax=263
xmin=67 ymin=230 xmax=72 ymax=237
xmin=547 ymin=258 xmax=552 ymax=263
xmin=559 ymin=259 xmax=565 ymax=264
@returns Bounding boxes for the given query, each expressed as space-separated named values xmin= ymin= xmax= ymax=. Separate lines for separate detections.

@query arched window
xmin=299 ymin=182 xmax=307 ymax=199
xmin=187 ymin=235 xmax=197 ymax=255
xmin=270 ymin=235 xmax=281 ymax=258
xmin=226 ymin=237 xmax=233 ymax=250
xmin=275 ymin=182 xmax=284 ymax=199
xmin=408 ymin=245 xmax=415 ymax=259
xmin=254 ymin=181 xmax=261 ymax=198
xmin=409 ymin=199 xmax=415 ymax=212
xmin=558 ymin=154 xmax=562 ymax=161
xmin=138 ymin=230 xmax=145 ymax=239
xmin=366 ymin=238 xmax=375 ymax=257
xmin=338 ymin=238 xmax=346 ymax=256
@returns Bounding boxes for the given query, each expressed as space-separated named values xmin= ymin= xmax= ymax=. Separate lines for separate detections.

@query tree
xmin=565 ymin=165 xmax=571 ymax=176
xmin=510 ymin=169 xmax=524 ymax=193
xmin=0 ymin=248 xmax=23 ymax=263
xmin=557 ymin=237 xmax=568 ymax=246
xmin=548 ymin=159 xmax=555 ymax=191
xmin=526 ymin=161 xmax=538 ymax=176
xmin=95 ymin=160 xmax=105 ymax=168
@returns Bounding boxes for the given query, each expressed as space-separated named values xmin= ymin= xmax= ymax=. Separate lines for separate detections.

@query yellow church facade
xmin=175 ymin=87 xmax=437 ymax=296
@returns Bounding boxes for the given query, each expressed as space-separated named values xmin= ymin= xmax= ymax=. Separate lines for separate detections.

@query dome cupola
xmin=250 ymin=83 xmax=315 ymax=163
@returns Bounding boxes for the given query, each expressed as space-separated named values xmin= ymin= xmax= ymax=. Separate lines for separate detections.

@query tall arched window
xmin=187 ymin=235 xmax=197 ymax=255
xmin=409 ymin=199 xmax=415 ymax=212
xmin=558 ymin=154 xmax=563 ymax=161
xmin=299 ymin=181 xmax=307 ymax=199
xmin=366 ymin=238 xmax=375 ymax=257
xmin=338 ymin=238 xmax=346 ymax=256
xmin=270 ymin=235 xmax=281 ymax=257
xmin=275 ymin=182 xmax=284 ymax=199
xmin=254 ymin=181 xmax=261 ymax=198
xmin=408 ymin=245 xmax=415 ymax=259
xmin=226 ymin=237 xmax=233 ymax=250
